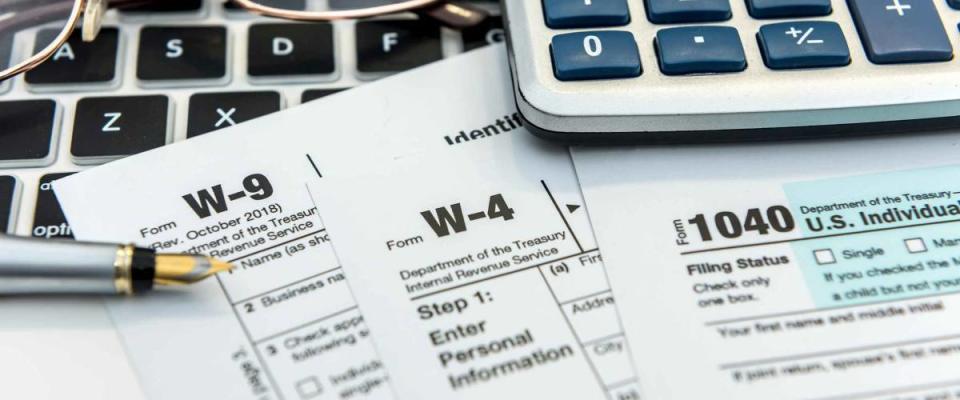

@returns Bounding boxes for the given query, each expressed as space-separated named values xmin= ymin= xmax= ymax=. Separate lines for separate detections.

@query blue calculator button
xmin=848 ymin=0 xmax=952 ymax=64
xmin=543 ymin=0 xmax=631 ymax=29
xmin=759 ymin=22 xmax=850 ymax=69
xmin=645 ymin=0 xmax=732 ymax=23
xmin=949 ymin=0 xmax=960 ymax=9
xmin=747 ymin=0 xmax=832 ymax=18
xmin=551 ymin=31 xmax=642 ymax=81
xmin=656 ymin=26 xmax=746 ymax=75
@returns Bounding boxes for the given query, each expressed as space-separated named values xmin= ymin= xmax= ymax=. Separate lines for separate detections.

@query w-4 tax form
xmin=573 ymin=136 xmax=960 ymax=400
xmin=53 ymin=46 xmax=638 ymax=400
xmin=308 ymin=128 xmax=638 ymax=400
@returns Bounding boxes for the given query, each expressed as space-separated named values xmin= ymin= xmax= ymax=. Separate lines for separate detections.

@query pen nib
xmin=153 ymin=254 xmax=234 ymax=286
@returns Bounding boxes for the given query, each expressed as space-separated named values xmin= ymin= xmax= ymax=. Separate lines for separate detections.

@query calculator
xmin=501 ymin=0 xmax=960 ymax=143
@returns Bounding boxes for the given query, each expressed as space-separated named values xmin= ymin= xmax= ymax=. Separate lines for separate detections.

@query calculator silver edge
xmin=502 ymin=0 xmax=960 ymax=141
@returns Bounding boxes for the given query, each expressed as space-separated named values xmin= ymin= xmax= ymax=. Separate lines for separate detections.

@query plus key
xmin=847 ymin=0 xmax=952 ymax=63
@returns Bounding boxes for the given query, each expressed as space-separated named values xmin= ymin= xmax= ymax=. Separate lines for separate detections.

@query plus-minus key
xmin=847 ymin=0 xmax=952 ymax=64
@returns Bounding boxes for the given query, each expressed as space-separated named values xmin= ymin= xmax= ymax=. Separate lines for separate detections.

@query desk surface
xmin=0 ymin=299 xmax=144 ymax=399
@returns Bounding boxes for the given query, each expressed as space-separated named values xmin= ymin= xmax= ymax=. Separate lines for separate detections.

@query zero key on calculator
xmin=551 ymin=31 xmax=641 ymax=81
xmin=848 ymin=0 xmax=952 ymax=63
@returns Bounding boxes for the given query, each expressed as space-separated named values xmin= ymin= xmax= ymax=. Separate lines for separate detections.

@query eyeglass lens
xmin=249 ymin=0 xmax=417 ymax=12
xmin=0 ymin=0 xmax=75 ymax=72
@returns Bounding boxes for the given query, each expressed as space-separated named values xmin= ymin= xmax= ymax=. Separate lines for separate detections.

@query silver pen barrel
xmin=0 ymin=235 xmax=128 ymax=295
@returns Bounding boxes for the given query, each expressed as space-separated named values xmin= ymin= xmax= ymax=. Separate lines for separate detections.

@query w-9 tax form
xmin=54 ymin=46 xmax=639 ymax=400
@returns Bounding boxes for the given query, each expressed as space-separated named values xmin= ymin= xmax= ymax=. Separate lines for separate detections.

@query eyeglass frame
xmin=233 ymin=0 xmax=441 ymax=21
xmin=0 ymin=0 xmax=484 ymax=82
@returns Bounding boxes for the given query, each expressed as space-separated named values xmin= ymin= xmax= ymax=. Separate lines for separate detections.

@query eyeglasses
xmin=0 ymin=0 xmax=488 ymax=82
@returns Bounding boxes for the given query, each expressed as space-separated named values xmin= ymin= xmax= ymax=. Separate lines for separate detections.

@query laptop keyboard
xmin=0 ymin=0 xmax=503 ymax=239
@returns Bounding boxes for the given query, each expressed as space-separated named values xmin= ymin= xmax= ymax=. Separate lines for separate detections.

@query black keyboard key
xmin=71 ymin=96 xmax=170 ymax=162
xmin=25 ymin=28 xmax=119 ymax=85
xmin=356 ymin=20 xmax=443 ymax=73
xmin=248 ymin=23 xmax=335 ymax=77
xmin=302 ymin=88 xmax=349 ymax=103
xmin=329 ymin=0 xmax=395 ymax=8
xmin=33 ymin=173 xmax=74 ymax=239
xmin=137 ymin=26 xmax=227 ymax=81
xmin=224 ymin=0 xmax=305 ymax=11
xmin=462 ymin=17 xmax=504 ymax=51
xmin=122 ymin=0 xmax=203 ymax=12
xmin=0 ymin=100 xmax=57 ymax=167
xmin=0 ymin=176 xmax=18 ymax=234
xmin=187 ymin=91 xmax=281 ymax=137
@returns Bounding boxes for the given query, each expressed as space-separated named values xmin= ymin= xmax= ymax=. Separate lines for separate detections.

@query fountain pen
xmin=0 ymin=234 xmax=233 ymax=295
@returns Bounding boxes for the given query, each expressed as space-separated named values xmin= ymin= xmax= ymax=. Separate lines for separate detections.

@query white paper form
xmin=572 ymin=135 xmax=960 ymax=400
xmin=55 ymin=141 xmax=388 ymax=400
xmin=50 ymin=46 xmax=506 ymax=400
xmin=308 ymin=132 xmax=639 ymax=400
xmin=52 ymin=46 xmax=637 ymax=400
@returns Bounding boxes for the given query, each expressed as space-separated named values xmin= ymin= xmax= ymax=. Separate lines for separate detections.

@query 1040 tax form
xmin=573 ymin=138 xmax=960 ymax=400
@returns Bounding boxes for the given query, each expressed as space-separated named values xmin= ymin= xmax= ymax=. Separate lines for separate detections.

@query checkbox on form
xmin=296 ymin=376 xmax=323 ymax=399
xmin=814 ymin=249 xmax=836 ymax=265
xmin=905 ymin=238 xmax=927 ymax=254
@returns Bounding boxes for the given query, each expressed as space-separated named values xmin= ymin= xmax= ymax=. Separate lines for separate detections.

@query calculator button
xmin=188 ymin=91 xmax=281 ymax=137
xmin=645 ymin=0 xmax=731 ymax=23
xmin=747 ymin=0 xmax=832 ymax=18
xmin=848 ymin=0 xmax=952 ymax=64
xmin=0 ymin=176 xmax=17 ymax=234
xmin=137 ymin=26 xmax=227 ymax=81
xmin=33 ymin=173 xmax=74 ymax=239
xmin=356 ymin=20 xmax=443 ymax=73
xmin=551 ymin=31 xmax=642 ymax=81
xmin=248 ymin=23 xmax=335 ymax=77
xmin=302 ymin=88 xmax=349 ymax=103
xmin=543 ymin=0 xmax=631 ymax=28
xmin=950 ymin=0 xmax=960 ymax=9
xmin=0 ymin=100 xmax=57 ymax=167
xmin=462 ymin=17 xmax=505 ymax=51
xmin=656 ymin=26 xmax=746 ymax=75
xmin=71 ymin=96 xmax=170 ymax=162
xmin=25 ymin=28 xmax=119 ymax=85
xmin=758 ymin=22 xmax=850 ymax=69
